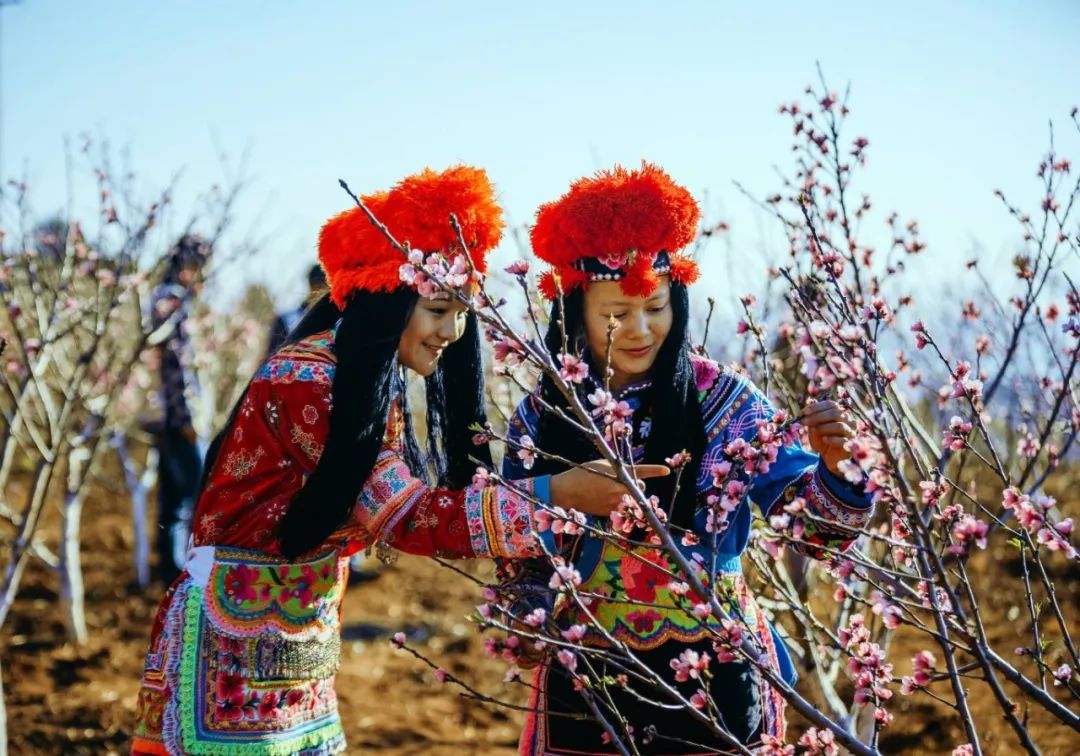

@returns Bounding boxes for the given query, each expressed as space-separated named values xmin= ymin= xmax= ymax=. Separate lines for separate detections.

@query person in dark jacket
xmin=265 ymin=263 xmax=328 ymax=359
xmin=149 ymin=234 xmax=209 ymax=584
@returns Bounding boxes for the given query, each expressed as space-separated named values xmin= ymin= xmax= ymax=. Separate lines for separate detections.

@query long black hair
xmin=528 ymin=283 xmax=706 ymax=529
xmin=200 ymin=289 xmax=492 ymax=558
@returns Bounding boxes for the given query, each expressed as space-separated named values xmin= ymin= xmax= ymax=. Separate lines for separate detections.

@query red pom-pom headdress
xmin=319 ymin=165 xmax=505 ymax=308
xmin=530 ymin=162 xmax=701 ymax=299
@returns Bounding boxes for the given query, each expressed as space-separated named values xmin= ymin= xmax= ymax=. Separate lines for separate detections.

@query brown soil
xmin=2 ymin=473 xmax=1077 ymax=755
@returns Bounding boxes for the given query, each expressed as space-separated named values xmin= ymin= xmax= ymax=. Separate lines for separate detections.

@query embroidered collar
xmin=585 ymin=364 xmax=653 ymax=401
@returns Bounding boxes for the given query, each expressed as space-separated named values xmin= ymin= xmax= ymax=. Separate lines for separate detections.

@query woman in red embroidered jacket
xmin=131 ymin=166 xmax=659 ymax=756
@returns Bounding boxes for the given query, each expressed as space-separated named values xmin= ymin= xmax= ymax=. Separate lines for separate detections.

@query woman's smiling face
xmin=397 ymin=294 xmax=470 ymax=376
xmin=582 ymin=276 xmax=673 ymax=390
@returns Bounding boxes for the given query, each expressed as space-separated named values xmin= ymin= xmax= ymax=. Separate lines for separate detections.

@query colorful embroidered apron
xmin=133 ymin=546 xmax=348 ymax=755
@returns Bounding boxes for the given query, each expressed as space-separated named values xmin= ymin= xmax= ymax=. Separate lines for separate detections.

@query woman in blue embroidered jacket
xmin=502 ymin=164 xmax=874 ymax=755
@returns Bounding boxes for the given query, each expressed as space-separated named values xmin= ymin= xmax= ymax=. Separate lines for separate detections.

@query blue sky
xmin=3 ymin=1 xmax=1078 ymax=310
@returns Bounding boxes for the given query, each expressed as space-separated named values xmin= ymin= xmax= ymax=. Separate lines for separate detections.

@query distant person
xmin=148 ymin=234 xmax=209 ymax=585
xmin=265 ymin=263 xmax=327 ymax=358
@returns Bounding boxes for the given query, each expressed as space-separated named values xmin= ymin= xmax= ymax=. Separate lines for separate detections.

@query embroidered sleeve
xmin=696 ymin=364 xmax=873 ymax=558
xmin=360 ymin=401 xmax=553 ymax=560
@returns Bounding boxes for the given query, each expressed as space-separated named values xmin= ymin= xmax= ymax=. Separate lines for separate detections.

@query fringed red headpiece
xmin=319 ymin=165 xmax=505 ymax=308
xmin=530 ymin=162 xmax=701 ymax=299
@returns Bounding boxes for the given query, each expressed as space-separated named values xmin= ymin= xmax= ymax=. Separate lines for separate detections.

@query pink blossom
xmin=1017 ymin=433 xmax=1041 ymax=458
xmin=533 ymin=508 xmax=553 ymax=533
xmin=668 ymin=581 xmax=690 ymax=597
xmin=689 ymin=689 xmax=709 ymax=710
xmin=516 ymin=435 xmax=537 ymax=470
xmin=670 ymin=649 xmax=711 ymax=682
xmin=709 ymin=618 xmax=745 ymax=666
xmin=493 ymin=337 xmax=523 ymax=366
xmin=416 ymin=278 xmax=439 ymax=298
xmin=919 ymin=480 xmax=948 ymax=507
xmin=548 ymin=564 xmax=582 ymax=591
xmin=559 ymin=508 xmax=587 ymax=536
xmin=606 ymin=400 xmax=634 ymax=437
xmin=870 ymin=590 xmax=903 ymax=629
xmin=504 ymin=259 xmax=530 ymax=275
xmin=1015 ymin=497 xmax=1045 ymax=531
xmin=443 ymin=255 xmax=471 ymax=289
xmin=953 ymin=746 xmax=975 ymax=756
xmin=942 ymin=416 xmax=972 ymax=451
xmin=556 ymin=649 xmax=578 ymax=673
xmin=472 ymin=466 xmax=491 ymax=488
xmin=710 ymin=460 xmax=733 ymax=486
xmin=665 ymin=450 xmax=691 ymax=468
xmin=839 ymin=324 xmax=862 ymax=342
xmin=390 ymin=632 xmax=406 ymax=649
xmin=557 ymin=353 xmax=589 ymax=384
xmin=587 ymin=387 xmax=613 ymax=409
xmin=1037 ymin=525 xmax=1077 ymax=557
xmin=561 ymin=624 xmax=587 ymax=642
xmin=797 ymin=727 xmax=839 ymax=755
xmin=760 ymin=735 xmax=795 ymax=755
xmin=901 ymin=650 xmax=936 ymax=694
xmin=691 ymin=357 xmax=720 ymax=391
xmin=949 ymin=514 xmax=989 ymax=554
xmin=839 ymin=614 xmax=894 ymax=715
xmin=721 ymin=479 xmax=747 ymax=511
xmin=1053 ymin=664 xmax=1073 ymax=686
xmin=523 ymin=607 xmax=547 ymax=628
xmin=434 ymin=668 xmax=448 ymax=683
xmin=609 ymin=495 xmax=640 ymax=535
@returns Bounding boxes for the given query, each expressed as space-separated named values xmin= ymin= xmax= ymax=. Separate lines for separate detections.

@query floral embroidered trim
xmin=221 ymin=446 xmax=265 ymax=479
xmin=289 ymin=424 xmax=324 ymax=462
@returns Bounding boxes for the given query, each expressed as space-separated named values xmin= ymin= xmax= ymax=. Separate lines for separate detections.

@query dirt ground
xmin=2 ymin=475 xmax=1077 ymax=755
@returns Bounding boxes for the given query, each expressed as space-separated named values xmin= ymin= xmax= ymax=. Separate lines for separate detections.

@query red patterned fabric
xmin=133 ymin=326 xmax=547 ymax=754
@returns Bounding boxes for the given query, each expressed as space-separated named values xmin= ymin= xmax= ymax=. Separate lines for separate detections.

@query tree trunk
xmin=117 ymin=436 xmax=157 ymax=589
xmin=58 ymin=489 xmax=88 ymax=645
xmin=0 ymin=460 xmax=55 ymax=630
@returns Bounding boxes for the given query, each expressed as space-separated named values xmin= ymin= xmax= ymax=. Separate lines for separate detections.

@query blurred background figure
xmin=149 ymin=234 xmax=210 ymax=585
xmin=265 ymin=263 xmax=327 ymax=359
